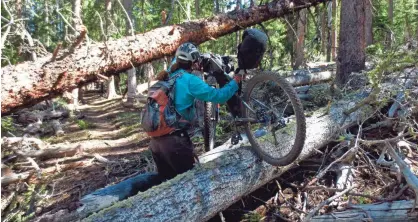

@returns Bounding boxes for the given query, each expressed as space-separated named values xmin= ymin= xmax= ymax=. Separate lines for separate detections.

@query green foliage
xmin=1 ymin=116 xmax=15 ymax=135
xmin=367 ymin=44 xmax=418 ymax=87
xmin=242 ymin=212 xmax=263 ymax=222
xmin=77 ymin=120 xmax=94 ymax=130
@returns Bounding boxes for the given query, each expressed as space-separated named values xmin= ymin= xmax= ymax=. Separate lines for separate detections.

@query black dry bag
xmin=237 ymin=28 xmax=268 ymax=69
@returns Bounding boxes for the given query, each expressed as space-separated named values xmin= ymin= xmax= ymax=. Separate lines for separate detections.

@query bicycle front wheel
xmin=203 ymin=101 xmax=217 ymax=151
xmin=243 ymin=71 xmax=306 ymax=166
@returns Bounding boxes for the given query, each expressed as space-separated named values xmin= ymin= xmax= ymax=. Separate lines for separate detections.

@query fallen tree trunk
xmin=286 ymin=71 xmax=333 ymax=87
xmin=79 ymin=102 xmax=363 ymax=221
xmin=51 ymin=120 xmax=64 ymax=136
xmin=1 ymin=0 xmax=326 ymax=115
xmin=35 ymin=69 xmax=416 ymax=221
xmin=17 ymin=109 xmax=69 ymax=124
xmin=310 ymin=200 xmax=417 ymax=222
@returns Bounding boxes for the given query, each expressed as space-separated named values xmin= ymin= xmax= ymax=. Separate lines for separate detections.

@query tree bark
xmin=294 ymin=9 xmax=307 ymax=69
xmin=71 ymin=88 xmax=79 ymax=107
xmin=336 ymin=0 xmax=366 ymax=87
xmin=126 ymin=68 xmax=137 ymax=103
xmin=195 ymin=0 xmax=200 ymax=17
xmin=320 ymin=5 xmax=327 ymax=54
xmin=144 ymin=63 xmax=155 ymax=89
xmin=1 ymin=0 xmax=327 ymax=115
xmin=387 ymin=0 xmax=394 ymax=47
xmin=122 ymin=0 xmax=137 ymax=104
xmin=365 ymin=0 xmax=373 ymax=46
xmin=107 ymin=76 xmax=118 ymax=99
xmin=44 ymin=0 xmax=51 ymax=48
xmin=214 ymin=0 xmax=220 ymax=13
xmin=80 ymin=95 xmax=371 ymax=221
xmin=326 ymin=1 xmax=332 ymax=62
xmin=71 ymin=0 xmax=83 ymax=107
xmin=331 ymin=0 xmax=336 ymax=61
xmin=105 ymin=0 xmax=112 ymax=35
xmin=286 ymin=14 xmax=297 ymax=68
xmin=416 ymin=0 xmax=418 ymax=40
xmin=310 ymin=200 xmax=417 ymax=221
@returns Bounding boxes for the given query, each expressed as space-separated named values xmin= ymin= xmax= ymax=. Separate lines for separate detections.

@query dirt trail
xmin=12 ymin=93 xmax=154 ymax=218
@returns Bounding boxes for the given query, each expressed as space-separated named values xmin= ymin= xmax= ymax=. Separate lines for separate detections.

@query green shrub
xmin=77 ymin=120 xmax=93 ymax=130
xmin=1 ymin=116 xmax=15 ymax=135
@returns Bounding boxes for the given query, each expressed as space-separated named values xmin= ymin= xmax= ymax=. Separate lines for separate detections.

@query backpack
xmin=237 ymin=28 xmax=268 ymax=69
xmin=140 ymin=71 xmax=189 ymax=137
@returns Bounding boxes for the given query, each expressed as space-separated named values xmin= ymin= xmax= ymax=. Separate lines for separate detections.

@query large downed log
xmin=77 ymin=99 xmax=370 ymax=221
xmin=1 ymin=0 xmax=327 ymax=114
xmin=310 ymin=200 xmax=418 ymax=222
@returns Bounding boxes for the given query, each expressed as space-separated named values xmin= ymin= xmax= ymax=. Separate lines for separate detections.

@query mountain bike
xmin=202 ymin=75 xmax=219 ymax=151
xmin=200 ymin=55 xmax=306 ymax=166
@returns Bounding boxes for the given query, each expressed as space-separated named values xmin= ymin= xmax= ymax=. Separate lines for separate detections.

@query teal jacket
xmin=169 ymin=69 xmax=238 ymax=122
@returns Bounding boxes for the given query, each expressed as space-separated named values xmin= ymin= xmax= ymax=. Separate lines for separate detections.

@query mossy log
xmin=81 ymin=100 xmax=366 ymax=221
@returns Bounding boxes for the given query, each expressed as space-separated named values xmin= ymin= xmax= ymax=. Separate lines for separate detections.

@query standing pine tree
xmin=336 ymin=0 xmax=366 ymax=87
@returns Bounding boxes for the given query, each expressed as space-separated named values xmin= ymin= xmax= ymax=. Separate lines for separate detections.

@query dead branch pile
xmin=245 ymin=66 xmax=418 ymax=221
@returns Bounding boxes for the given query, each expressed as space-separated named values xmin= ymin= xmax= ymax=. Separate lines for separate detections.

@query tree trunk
xmin=123 ymin=0 xmax=137 ymax=104
xmin=320 ymin=5 xmax=327 ymax=54
xmin=195 ymin=0 xmax=200 ymax=17
xmin=71 ymin=88 xmax=79 ymax=107
xmin=166 ymin=0 xmax=176 ymax=25
xmin=44 ymin=0 xmax=51 ymax=48
xmin=78 ymin=95 xmax=373 ymax=221
xmin=122 ymin=0 xmax=135 ymax=36
xmin=71 ymin=0 xmax=83 ymax=107
xmin=79 ymin=86 xmax=85 ymax=104
xmin=326 ymin=1 xmax=332 ymax=62
xmin=126 ymin=68 xmax=137 ymax=103
xmin=72 ymin=0 xmax=82 ymax=32
xmin=311 ymin=200 xmax=417 ymax=221
xmin=294 ymin=9 xmax=307 ymax=69
xmin=365 ymin=0 xmax=373 ymax=46
xmin=105 ymin=0 xmax=112 ymax=35
xmin=115 ymin=74 xmax=121 ymax=94
xmin=286 ymin=14 xmax=296 ymax=68
xmin=107 ymin=76 xmax=118 ymax=99
xmin=1 ymin=0 xmax=327 ymax=115
xmin=331 ymin=0 xmax=337 ymax=61
xmin=416 ymin=0 xmax=418 ymax=40
xmin=336 ymin=0 xmax=366 ymax=87
xmin=214 ymin=0 xmax=220 ymax=13
xmin=144 ymin=63 xmax=155 ymax=89
xmin=387 ymin=0 xmax=394 ymax=47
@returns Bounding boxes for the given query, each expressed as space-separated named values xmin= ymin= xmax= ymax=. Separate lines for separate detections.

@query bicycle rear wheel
xmin=242 ymin=71 xmax=306 ymax=166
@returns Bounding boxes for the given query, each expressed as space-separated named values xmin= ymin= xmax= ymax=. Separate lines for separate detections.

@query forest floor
xmin=2 ymin=81 xmax=417 ymax=221
xmin=2 ymin=92 xmax=153 ymax=219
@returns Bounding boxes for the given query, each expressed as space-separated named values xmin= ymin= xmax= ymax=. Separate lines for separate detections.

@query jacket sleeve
xmin=188 ymin=74 xmax=239 ymax=103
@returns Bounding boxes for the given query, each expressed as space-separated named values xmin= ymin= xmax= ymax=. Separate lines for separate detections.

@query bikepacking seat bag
xmin=140 ymin=71 xmax=190 ymax=137
xmin=237 ymin=28 xmax=268 ymax=69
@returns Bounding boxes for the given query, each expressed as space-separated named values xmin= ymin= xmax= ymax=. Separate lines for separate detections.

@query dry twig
xmin=303 ymin=186 xmax=355 ymax=222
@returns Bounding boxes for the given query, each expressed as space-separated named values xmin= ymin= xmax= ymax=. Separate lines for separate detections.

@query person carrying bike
xmin=148 ymin=42 xmax=243 ymax=180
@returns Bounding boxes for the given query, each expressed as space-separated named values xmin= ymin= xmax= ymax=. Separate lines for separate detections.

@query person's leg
xmin=149 ymin=138 xmax=177 ymax=180
xmin=158 ymin=133 xmax=195 ymax=177
xmin=168 ymin=135 xmax=195 ymax=175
